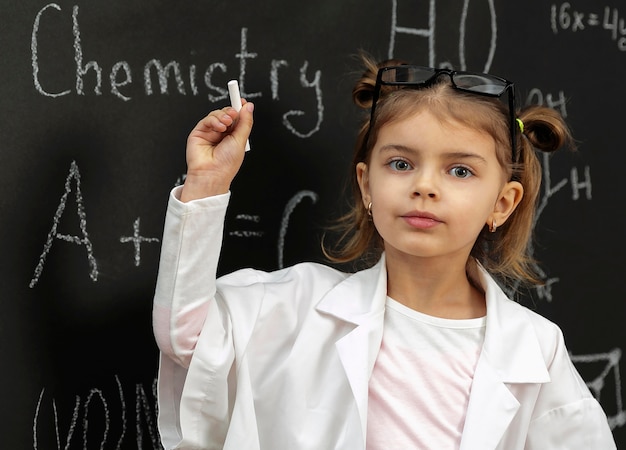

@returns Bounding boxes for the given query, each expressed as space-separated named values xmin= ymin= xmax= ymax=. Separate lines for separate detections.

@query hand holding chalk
xmin=228 ymin=80 xmax=251 ymax=151
xmin=181 ymin=90 xmax=254 ymax=201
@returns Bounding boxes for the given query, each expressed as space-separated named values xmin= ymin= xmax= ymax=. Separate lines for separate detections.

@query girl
xmin=152 ymin=56 xmax=616 ymax=449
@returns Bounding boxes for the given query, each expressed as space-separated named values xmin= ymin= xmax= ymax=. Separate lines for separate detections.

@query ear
xmin=488 ymin=181 xmax=524 ymax=228
xmin=356 ymin=162 xmax=370 ymax=208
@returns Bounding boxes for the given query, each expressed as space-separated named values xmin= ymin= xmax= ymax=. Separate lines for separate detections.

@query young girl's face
xmin=357 ymin=109 xmax=520 ymax=264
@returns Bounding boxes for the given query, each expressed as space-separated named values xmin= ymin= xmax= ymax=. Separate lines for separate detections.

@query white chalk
xmin=227 ymin=80 xmax=250 ymax=151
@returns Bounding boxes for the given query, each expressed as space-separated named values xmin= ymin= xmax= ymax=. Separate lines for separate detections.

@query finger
xmin=203 ymin=109 xmax=236 ymax=132
xmin=190 ymin=109 xmax=237 ymax=145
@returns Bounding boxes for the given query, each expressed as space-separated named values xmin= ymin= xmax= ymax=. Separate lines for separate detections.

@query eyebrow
xmin=377 ymin=144 xmax=488 ymax=164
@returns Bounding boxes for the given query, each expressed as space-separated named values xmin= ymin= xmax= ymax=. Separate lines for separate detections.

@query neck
xmin=384 ymin=251 xmax=486 ymax=319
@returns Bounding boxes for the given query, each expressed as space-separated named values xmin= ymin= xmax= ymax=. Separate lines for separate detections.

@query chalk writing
xmin=389 ymin=0 xmax=435 ymax=65
xmin=119 ymin=218 xmax=160 ymax=267
xmin=526 ymin=88 xmax=568 ymax=118
xmin=527 ymin=150 xmax=592 ymax=302
xmin=134 ymin=383 xmax=161 ymax=448
xmin=572 ymin=348 xmax=625 ymax=430
xmin=30 ymin=164 xmax=321 ymax=286
xmin=233 ymin=27 xmax=262 ymax=101
xmin=551 ymin=3 xmax=626 ymax=52
xmin=278 ymin=190 xmax=319 ymax=269
xmin=33 ymin=376 xmax=159 ymax=449
xmin=518 ymin=89 xmax=592 ymax=301
xmin=459 ymin=0 xmax=497 ymax=72
xmin=229 ymin=214 xmax=264 ymax=238
xmin=281 ymin=62 xmax=324 ymax=139
xmin=31 ymin=4 xmax=69 ymax=98
xmin=31 ymin=5 xmax=324 ymax=138
xmin=225 ymin=190 xmax=319 ymax=268
xmin=30 ymin=160 xmax=98 ymax=288
xmin=388 ymin=0 xmax=497 ymax=72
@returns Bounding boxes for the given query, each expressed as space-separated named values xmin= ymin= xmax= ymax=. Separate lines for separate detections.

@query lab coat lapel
xmin=460 ymin=351 xmax=522 ymax=449
xmin=316 ymin=256 xmax=387 ymax=444
xmin=460 ymin=267 xmax=551 ymax=449
xmin=317 ymin=260 xmax=553 ymax=448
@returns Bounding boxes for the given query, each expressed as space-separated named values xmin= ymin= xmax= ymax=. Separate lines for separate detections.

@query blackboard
xmin=2 ymin=0 xmax=624 ymax=447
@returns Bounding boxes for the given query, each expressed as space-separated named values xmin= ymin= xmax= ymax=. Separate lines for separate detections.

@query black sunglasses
xmin=369 ymin=65 xmax=518 ymax=163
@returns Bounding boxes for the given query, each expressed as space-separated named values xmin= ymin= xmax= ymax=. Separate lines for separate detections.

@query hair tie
xmin=516 ymin=118 xmax=524 ymax=133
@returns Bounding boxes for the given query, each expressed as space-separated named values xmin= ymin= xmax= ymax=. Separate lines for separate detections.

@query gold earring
xmin=367 ymin=202 xmax=372 ymax=217
xmin=489 ymin=218 xmax=497 ymax=233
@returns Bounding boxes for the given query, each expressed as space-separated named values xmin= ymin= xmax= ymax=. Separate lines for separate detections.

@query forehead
xmin=380 ymin=86 xmax=501 ymax=126
xmin=368 ymin=86 xmax=509 ymax=161
xmin=375 ymin=109 xmax=497 ymax=155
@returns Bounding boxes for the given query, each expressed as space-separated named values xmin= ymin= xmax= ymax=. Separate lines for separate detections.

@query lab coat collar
xmin=316 ymin=255 xmax=551 ymax=382
xmin=478 ymin=266 xmax=551 ymax=384
xmin=316 ymin=255 xmax=551 ymax=448
xmin=316 ymin=255 xmax=388 ymax=324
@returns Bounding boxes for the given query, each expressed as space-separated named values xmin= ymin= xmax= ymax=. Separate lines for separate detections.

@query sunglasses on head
xmin=369 ymin=65 xmax=518 ymax=163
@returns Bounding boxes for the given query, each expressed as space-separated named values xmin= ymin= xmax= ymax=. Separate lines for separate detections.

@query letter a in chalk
xmin=29 ymin=160 xmax=98 ymax=288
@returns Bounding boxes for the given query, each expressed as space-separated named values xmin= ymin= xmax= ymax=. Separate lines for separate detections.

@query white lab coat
xmin=153 ymin=189 xmax=616 ymax=449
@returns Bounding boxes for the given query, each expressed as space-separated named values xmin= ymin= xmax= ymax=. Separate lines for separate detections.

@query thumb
xmin=232 ymin=102 xmax=254 ymax=148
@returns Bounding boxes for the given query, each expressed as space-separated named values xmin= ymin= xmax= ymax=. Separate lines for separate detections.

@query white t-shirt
xmin=366 ymin=297 xmax=486 ymax=449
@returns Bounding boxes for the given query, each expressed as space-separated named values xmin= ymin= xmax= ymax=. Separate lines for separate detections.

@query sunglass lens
xmin=381 ymin=66 xmax=435 ymax=84
xmin=454 ymin=74 xmax=507 ymax=95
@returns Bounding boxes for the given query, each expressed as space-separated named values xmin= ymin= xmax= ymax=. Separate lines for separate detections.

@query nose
xmin=411 ymin=172 xmax=439 ymax=199
xmin=413 ymin=190 xmax=437 ymax=198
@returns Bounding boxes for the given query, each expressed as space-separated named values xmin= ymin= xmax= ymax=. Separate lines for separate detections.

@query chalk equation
xmin=30 ymin=162 xmax=319 ymax=287
xmin=31 ymin=4 xmax=323 ymax=139
xmin=551 ymin=3 xmax=626 ymax=52
xmin=29 ymin=160 xmax=99 ymax=288
xmin=526 ymin=150 xmax=592 ymax=301
xmin=33 ymin=376 xmax=161 ymax=450
xmin=224 ymin=191 xmax=320 ymax=268
xmin=229 ymin=214 xmax=264 ymax=238
xmin=119 ymin=218 xmax=160 ymax=268
xmin=29 ymin=161 xmax=161 ymax=288
xmin=388 ymin=0 xmax=498 ymax=72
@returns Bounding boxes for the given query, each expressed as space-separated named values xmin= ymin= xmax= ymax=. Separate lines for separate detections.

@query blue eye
xmin=450 ymin=166 xmax=473 ymax=178
xmin=389 ymin=160 xmax=412 ymax=171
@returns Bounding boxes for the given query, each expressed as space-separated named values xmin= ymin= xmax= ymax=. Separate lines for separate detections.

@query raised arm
xmin=153 ymin=102 xmax=254 ymax=367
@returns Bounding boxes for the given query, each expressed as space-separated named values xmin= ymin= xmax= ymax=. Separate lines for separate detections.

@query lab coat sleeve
xmin=152 ymin=187 xmax=233 ymax=449
xmin=525 ymin=326 xmax=616 ymax=449
xmin=153 ymin=186 xmax=230 ymax=368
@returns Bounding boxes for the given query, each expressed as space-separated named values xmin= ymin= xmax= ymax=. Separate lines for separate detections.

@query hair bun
xmin=352 ymin=55 xmax=409 ymax=110
xmin=519 ymin=106 xmax=574 ymax=153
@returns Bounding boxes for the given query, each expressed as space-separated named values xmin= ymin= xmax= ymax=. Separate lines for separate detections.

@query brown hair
xmin=323 ymin=54 xmax=574 ymax=289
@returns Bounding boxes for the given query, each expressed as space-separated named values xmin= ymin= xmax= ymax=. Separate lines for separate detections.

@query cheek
xmin=370 ymin=182 xmax=407 ymax=211
xmin=453 ymin=186 xmax=497 ymax=219
xmin=367 ymin=174 xmax=392 ymax=201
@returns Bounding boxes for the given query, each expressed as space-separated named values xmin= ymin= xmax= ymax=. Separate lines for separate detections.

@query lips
xmin=401 ymin=210 xmax=443 ymax=229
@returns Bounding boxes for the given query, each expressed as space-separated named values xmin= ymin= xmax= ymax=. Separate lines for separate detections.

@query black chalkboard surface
xmin=2 ymin=0 xmax=624 ymax=447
